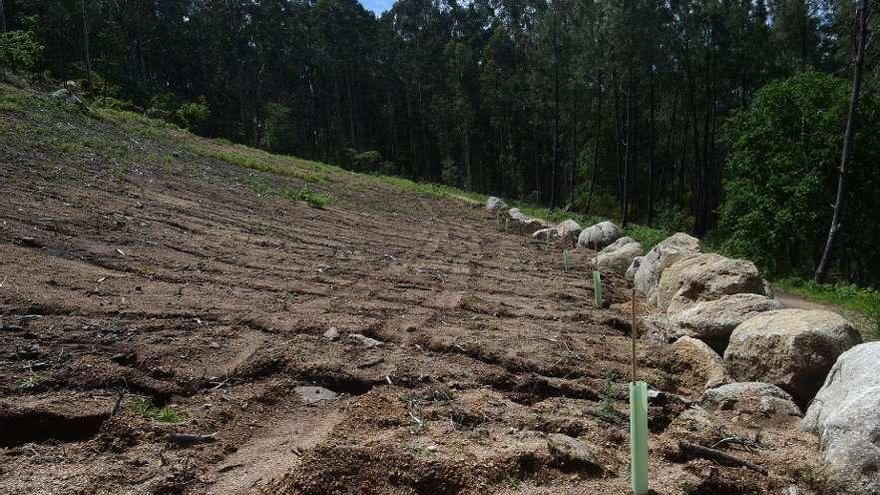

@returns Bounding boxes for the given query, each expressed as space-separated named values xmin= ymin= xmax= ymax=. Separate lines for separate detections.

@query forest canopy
xmin=1 ymin=0 xmax=878 ymax=285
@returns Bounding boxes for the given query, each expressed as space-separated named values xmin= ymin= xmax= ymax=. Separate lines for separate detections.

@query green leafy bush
xmin=260 ymin=103 xmax=296 ymax=153
xmin=0 ymin=31 xmax=44 ymax=72
xmin=176 ymin=97 xmax=211 ymax=133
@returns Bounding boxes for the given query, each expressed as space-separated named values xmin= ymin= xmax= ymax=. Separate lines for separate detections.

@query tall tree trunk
xmin=81 ymin=0 xmax=94 ymax=91
xmin=550 ymin=9 xmax=560 ymax=209
xmin=585 ymin=86 xmax=604 ymax=214
xmin=815 ymin=0 xmax=869 ymax=283
xmin=0 ymin=0 xmax=7 ymax=34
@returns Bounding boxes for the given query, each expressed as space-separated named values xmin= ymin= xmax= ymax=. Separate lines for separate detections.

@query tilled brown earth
xmin=0 ymin=89 xmax=823 ymax=494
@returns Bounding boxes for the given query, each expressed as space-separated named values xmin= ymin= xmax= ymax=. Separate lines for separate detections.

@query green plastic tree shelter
xmin=630 ymin=286 xmax=649 ymax=494
xmin=593 ymin=270 xmax=602 ymax=308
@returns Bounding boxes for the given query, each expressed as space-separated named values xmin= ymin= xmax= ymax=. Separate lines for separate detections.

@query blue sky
xmin=360 ymin=0 xmax=394 ymax=15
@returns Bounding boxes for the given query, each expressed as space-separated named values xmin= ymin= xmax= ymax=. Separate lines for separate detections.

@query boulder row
xmin=667 ymin=293 xmax=783 ymax=353
xmin=655 ymin=253 xmax=771 ymax=313
xmin=633 ymin=233 xmax=701 ymax=302
xmin=723 ymin=309 xmax=862 ymax=405
xmin=577 ymin=221 xmax=623 ymax=249
xmin=597 ymin=237 xmax=644 ymax=274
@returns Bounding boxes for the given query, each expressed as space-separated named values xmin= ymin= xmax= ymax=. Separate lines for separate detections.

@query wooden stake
xmin=631 ymin=284 xmax=637 ymax=384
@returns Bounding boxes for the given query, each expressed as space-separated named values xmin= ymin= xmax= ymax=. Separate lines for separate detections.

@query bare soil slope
xmin=0 ymin=85 xmax=822 ymax=494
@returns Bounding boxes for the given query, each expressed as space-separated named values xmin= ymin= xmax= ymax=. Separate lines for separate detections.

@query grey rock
xmin=668 ymin=293 xmax=783 ymax=353
xmin=633 ymin=233 xmax=701 ymax=302
xmin=597 ymin=237 xmax=644 ymax=274
xmin=803 ymin=342 xmax=880 ymax=494
xmin=348 ymin=333 xmax=383 ymax=348
xmin=640 ymin=313 xmax=674 ymax=344
xmin=546 ymin=433 xmax=600 ymax=471
xmin=485 ymin=196 xmax=508 ymax=211
xmin=532 ymin=227 xmax=560 ymax=241
xmin=555 ymin=219 xmax=583 ymax=243
xmin=323 ymin=327 xmax=340 ymax=341
xmin=724 ymin=309 xmax=862 ymax=405
xmin=577 ymin=221 xmax=623 ymax=249
xmin=625 ymin=256 xmax=643 ymax=282
xmin=295 ymin=386 xmax=338 ymax=405
xmin=656 ymin=253 xmax=771 ymax=313
xmin=702 ymin=382 xmax=801 ymax=418
xmin=671 ymin=336 xmax=729 ymax=390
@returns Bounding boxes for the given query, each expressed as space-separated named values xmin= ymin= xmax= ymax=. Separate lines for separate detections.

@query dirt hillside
xmin=0 ymin=85 xmax=823 ymax=494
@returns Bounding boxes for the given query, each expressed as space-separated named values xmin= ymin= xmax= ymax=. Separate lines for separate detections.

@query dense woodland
xmin=1 ymin=0 xmax=879 ymax=285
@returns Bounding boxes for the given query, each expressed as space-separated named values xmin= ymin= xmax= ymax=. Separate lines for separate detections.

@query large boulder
xmin=655 ymin=253 xmax=771 ymax=313
xmin=671 ymin=336 xmax=729 ymax=390
xmin=555 ymin=219 xmax=583 ymax=243
xmin=633 ymin=233 xmax=701 ymax=302
xmin=723 ymin=309 xmax=862 ymax=405
xmin=702 ymin=382 xmax=801 ymax=418
xmin=485 ymin=196 xmax=508 ymax=211
xmin=803 ymin=343 xmax=880 ymax=494
xmin=668 ymin=293 xmax=783 ymax=353
xmin=597 ymin=238 xmax=644 ymax=274
xmin=577 ymin=221 xmax=623 ymax=249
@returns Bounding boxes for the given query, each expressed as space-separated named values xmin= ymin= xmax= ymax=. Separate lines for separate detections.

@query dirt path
xmin=0 ymin=89 xmax=822 ymax=495
xmin=774 ymin=290 xmax=832 ymax=311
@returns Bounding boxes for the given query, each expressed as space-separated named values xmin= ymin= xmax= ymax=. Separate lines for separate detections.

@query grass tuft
xmin=131 ymin=396 xmax=186 ymax=423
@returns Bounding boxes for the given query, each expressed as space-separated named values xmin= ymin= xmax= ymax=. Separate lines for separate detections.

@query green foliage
xmin=131 ymin=396 xmax=186 ymax=423
xmin=0 ymin=31 xmax=44 ymax=71
xmin=625 ymin=224 xmax=670 ymax=252
xmin=249 ymin=179 xmax=332 ymax=208
xmin=717 ymin=71 xmax=877 ymax=277
xmin=208 ymin=149 xmax=327 ymax=184
xmin=260 ymin=103 xmax=297 ymax=153
xmin=176 ymin=98 xmax=211 ymax=133
xmin=353 ymin=150 xmax=382 ymax=168
xmin=16 ymin=373 xmax=48 ymax=390
xmin=597 ymin=370 xmax=619 ymax=423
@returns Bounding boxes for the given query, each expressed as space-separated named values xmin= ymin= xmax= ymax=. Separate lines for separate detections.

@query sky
xmin=360 ymin=0 xmax=393 ymax=15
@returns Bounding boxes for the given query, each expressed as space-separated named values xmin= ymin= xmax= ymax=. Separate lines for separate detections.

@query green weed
xmin=16 ymin=373 xmax=48 ymax=390
xmin=130 ymin=396 xmax=186 ymax=423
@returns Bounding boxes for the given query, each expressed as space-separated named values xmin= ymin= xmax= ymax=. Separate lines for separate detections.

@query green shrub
xmin=260 ymin=103 xmax=296 ymax=153
xmin=176 ymin=97 xmax=211 ymax=133
xmin=131 ymin=396 xmax=186 ymax=423
xmin=0 ymin=31 xmax=44 ymax=72
xmin=352 ymin=150 xmax=383 ymax=172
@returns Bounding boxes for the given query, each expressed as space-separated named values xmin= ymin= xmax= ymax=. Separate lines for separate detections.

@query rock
xmin=506 ymin=208 xmax=549 ymax=235
xmin=723 ymin=309 xmax=862 ymax=405
xmin=49 ymin=88 xmax=88 ymax=112
xmin=485 ymin=196 xmax=508 ymax=211
xmin=555 ymin=219 xmax=583 ymax=243
xmin=348 ymin=333 xmax=383 ymax=348
xmin=532 ymin=227 xmax=560 ymax=241
xmin=671 ymin=336 xmax=729 ymax=390
xmin=633 ymin=233 xmax=701 ymax=302
xmin=295 ymin=386 xmax=338 ymax=405
xmin=597 ymin=237 xmax=644 ymax=274
xmin=625 ymin=256 xmax=643 ymax=281
xmin=546 ymin=434 xmax=600 ymax=471
xmin=702 ymin=382 xmax=801 ymax=418
xmin=656 ymin=253 xmax=771 ymax=313
xmin=640 ymin=313 xmax=674 ymax=344
xmin=803 ymin=342 xmax=880 ymax=494
xmin=323 ymin=327 xmax=340 ymax=341
xmin=668 ymin=294 xmax=783 ymax=353
xmin=577 ymin=221 xmax=623 ymax=249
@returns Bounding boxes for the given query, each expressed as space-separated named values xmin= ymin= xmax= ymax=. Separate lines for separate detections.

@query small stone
xmin=323 ymin=327 xmax=340 ymax=341
xmin=348 ymin=333 xmax=382 ymax=348
xmin=295 ymin=386 xmax=338 ymax=405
